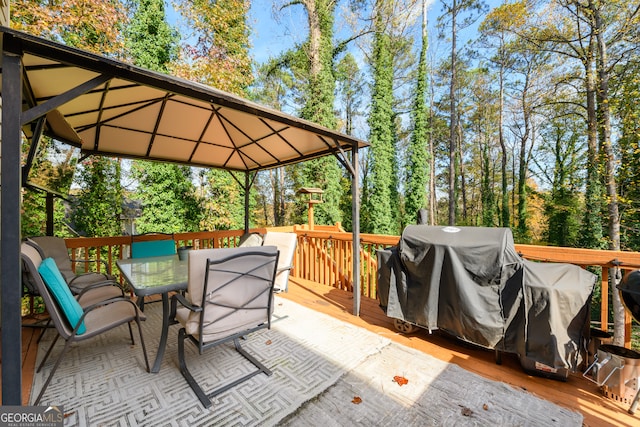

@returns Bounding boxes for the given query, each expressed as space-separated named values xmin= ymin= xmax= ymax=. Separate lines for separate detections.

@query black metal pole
xmin=244 ymin=172 xmax=250 ymax=233
xmin=1 ymin=50 xmax=24 ymax=405
xmin=46 ymin=192 xmax=54 ymax=235
xmin=352 ymin=143 xmax=360 ymax=316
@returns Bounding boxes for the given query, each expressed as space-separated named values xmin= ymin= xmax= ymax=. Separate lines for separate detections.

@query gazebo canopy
xmin=2 ymin=27 xmax=366 ymax=171
xmin=0 ymin=27 xmax=365 ymax=405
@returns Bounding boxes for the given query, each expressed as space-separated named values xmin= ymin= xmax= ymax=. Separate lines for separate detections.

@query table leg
xmin=150 ymin=292 xmax=170 ymax=373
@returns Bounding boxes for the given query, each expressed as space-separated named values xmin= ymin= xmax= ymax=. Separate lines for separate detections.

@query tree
xmin=124 ymin=0 xmax=179 ymax=72
xmin=438 ymin=0 xmax=487 ymax=225
xmin=274 ymin=0 xmax=346 ymax=228
xmin=336 ymin=53 xmax=365 ymax=230
xmin=617 ymin=59 xmax=640 ymax=250
xmin=71 ymin=158 xmax=123 ymax=237
xmin=173 ymin=0 xmax=253 ymax=93
xmin=363 ymin=0 xmax=399 ymax=234
xmin=404 ymin=0 xmax=431 ymax=226
xmin=11 ymin=0 xmax=127 ymax=57
xmin=479 ymin=1 xmax=526 ymax=229
xmin=199 ymin=170 xmax=249 ymax=230
xmin=537 ymin=111 xmax=584 ymax=247
xmin=123 ymin=0 xmax=199 ymax=234
xmin=14 ymin=0 xmax=127 ymax=240
xmin=172 ymin=0 xmax=257 ymax=229
xmin=131 ymin=162 xmax=201 ymax=233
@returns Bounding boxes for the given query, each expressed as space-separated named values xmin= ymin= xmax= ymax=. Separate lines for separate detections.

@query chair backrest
xmin=186 ymin=246 xmax=279 ymax=342
xmin=238 ymin=232 xmax=263 ymax=247
xmin=28 ymin=236 xmax=75 ymax=282
xmin=21 ymin=242 xmax=76 ymax=339
xmin=131 ymin=233 xmax=176 ymax=258
xmin=262 ymin=232 xmax=297 ymax=292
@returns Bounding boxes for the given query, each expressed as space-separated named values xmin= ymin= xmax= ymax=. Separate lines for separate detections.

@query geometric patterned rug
xmin=31 ymin=297 xmax=390 ymax=426
xmin=32 ymin=297 xmax=583 ymax=426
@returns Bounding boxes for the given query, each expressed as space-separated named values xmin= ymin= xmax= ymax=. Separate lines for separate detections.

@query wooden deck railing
xmin=60 ymin=226 xmax=640 ymax=347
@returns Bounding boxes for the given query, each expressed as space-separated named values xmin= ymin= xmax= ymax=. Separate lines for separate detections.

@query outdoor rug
xmin=31 ymin=297 xmax=583 ymax=426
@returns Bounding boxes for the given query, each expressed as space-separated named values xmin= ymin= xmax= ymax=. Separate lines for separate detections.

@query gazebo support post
xmin=351 ymin=143 xmax=360 ymax=316
xmin=1 ymin=50 xmax=24 ymax=405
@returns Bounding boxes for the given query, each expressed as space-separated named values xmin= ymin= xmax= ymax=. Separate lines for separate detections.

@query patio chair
xmin=21 ymin=242 xmax=150 ymax=405
xmin=238 ymin=232 xmax=263 ymax=247
xmin=21 ymin=245 xmax=126 ymax=338
xmin=27 ymin=236 xmax=116 ymax=295
xmin=130 ymin=232 xmax=176 ymax=258
xmin=170 ymin=246 xmax=279 ymax=408
xmin=130 ymin=232 xmax=177 ymax=310
xmin=262 ymin=231 xmax=297 ymax=292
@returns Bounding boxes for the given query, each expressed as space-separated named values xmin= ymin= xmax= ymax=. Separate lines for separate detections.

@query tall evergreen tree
xmin=124 ymin=0 xmax=199 ymax=233
xmin=363 ymin=0 xmax=399 ymax=235
xmin=131 ymin=163 xmax=201 ymax=233
xmin=404 ymin=1 xmax=430 ymax=226
xmin=125 ymin=0 xmax=179 ymax=72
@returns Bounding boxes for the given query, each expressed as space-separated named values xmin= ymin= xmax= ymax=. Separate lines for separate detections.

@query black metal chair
xmin=21 ymin=242 xmax=150 ymax=405
xmin=27 ymin=236 xmax=116 ymax=295
xmin=170 ymin=246 xmax=279 ymax=408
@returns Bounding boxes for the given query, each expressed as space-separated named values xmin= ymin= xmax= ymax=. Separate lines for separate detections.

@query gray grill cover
xmin=378 ymin=225 xmax=596 ymax=372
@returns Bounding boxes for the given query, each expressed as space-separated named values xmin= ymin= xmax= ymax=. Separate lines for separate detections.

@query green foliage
xmin=404 ymin=14 xmax=430 ymax=226
xmin=71 ymin=158 xmax=124 ymax=237
xmin=124 ymin=0 xmax=179 ymax=72
xmin=199 ymin=169 xmax=251 ymax=230
xmin=172 ymin=0 xmax=252 ymax=93
xmin=363 ymin=4 xmax=399 ymax=235
xmin=131 ymin=162 xmax=200 ymax=233
xmin=293 ymin=0 xmax=345 ymax=228
xmin=21 ymin=138 xmax=78 ymax=237
xmin=537 ymin=113 xmax=584 ymax=247
xmin=616 ymin=59 xmax=640 ymax=251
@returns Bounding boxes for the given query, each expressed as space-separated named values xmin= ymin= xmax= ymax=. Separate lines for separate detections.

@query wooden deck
xmin=10 ymin=278 xmax=639 ymax=426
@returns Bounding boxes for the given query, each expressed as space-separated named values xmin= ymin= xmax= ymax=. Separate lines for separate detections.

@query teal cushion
xmin=131 ymin=240 xmax=176 ymax=258
xmin=38 ymin=257 xmax=86 ymax=334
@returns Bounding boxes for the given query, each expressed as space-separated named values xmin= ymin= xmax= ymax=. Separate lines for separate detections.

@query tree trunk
xmin=448 ymin=0 xmax=458 ymax=226
xmin=593 ymin=2 xmax=623 ymax=344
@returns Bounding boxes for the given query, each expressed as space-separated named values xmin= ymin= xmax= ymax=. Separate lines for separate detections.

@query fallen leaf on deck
xmin=393 ymin=375 xmax=408 ymax=386
xmin=352 ymin=396 xmax=362 ymax=404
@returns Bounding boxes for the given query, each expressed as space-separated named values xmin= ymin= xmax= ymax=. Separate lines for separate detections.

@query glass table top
xmin=117 ymin=255 xmax=188 ymax=296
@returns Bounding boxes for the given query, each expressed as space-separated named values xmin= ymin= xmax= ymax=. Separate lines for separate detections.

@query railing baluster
xmin=57 ymin=228 xmax=640 ymax=346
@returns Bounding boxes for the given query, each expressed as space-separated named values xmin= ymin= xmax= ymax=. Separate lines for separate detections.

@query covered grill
xmin=378 ymin=225 xmax=597 ymax=380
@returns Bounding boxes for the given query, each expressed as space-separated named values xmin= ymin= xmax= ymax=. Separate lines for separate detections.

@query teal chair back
xmin=131 ymin=235 xmax=176 ymax=258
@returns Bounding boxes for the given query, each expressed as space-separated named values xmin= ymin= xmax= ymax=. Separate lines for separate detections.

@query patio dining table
xmin=117 ymin=255 xmax=188 ymax=373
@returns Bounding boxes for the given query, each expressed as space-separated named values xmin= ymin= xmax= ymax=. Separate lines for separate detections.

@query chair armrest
xmin=70 ymin=256 xmax=113 ymax=275
xmin=68 ymin=272 xmax=113 ymax=286
xmin=75 ymin=280 xmax=124 ymax=299
xmin=170 ymin=293 xmax=202 ymax=321
xmin=276 ymin=265 xmax=294 ymax=273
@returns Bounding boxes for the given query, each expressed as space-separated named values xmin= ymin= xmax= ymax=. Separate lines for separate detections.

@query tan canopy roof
xmin=5 ymin=27 xmax=366 ymax=171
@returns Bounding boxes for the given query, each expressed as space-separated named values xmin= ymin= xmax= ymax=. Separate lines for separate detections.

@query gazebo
xmin=0 ymin=27 xmax=367 ymax=404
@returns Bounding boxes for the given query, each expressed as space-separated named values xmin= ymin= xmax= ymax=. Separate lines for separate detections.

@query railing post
xmin=601 ymin=268 xmax=609 ymax=333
